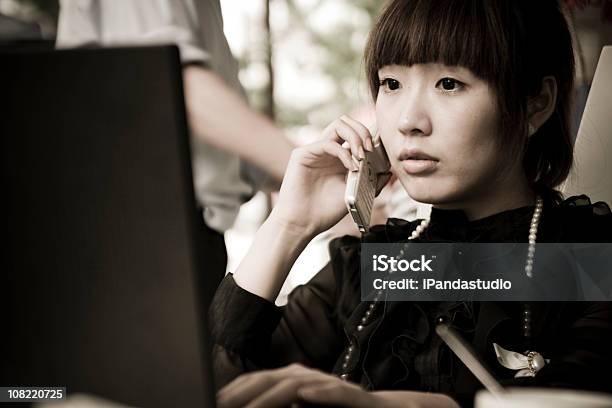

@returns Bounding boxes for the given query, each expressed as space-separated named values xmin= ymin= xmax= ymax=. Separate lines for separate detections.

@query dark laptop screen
xmin=1 ymin=46 xmax=215 ymax=408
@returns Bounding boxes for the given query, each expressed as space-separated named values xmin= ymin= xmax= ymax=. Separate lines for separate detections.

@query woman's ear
xmin=527 ymin=76 xmax=557 ymax=137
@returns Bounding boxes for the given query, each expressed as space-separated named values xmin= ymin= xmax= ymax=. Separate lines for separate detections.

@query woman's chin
xmin=399 ymin=179 xmax=438 ymax=204
xmin=402 ymin=184 xmax=463 ymax=207
xmin=403 ymin=189 xmax=441 ymax=205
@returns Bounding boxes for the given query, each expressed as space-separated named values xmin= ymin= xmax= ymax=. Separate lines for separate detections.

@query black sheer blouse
xmin=209 ymin=196 xmax=612 ymax=407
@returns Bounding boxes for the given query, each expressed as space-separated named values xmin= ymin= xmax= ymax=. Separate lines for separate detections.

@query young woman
xmin=210 ymin=1 xmax=612 ymax=407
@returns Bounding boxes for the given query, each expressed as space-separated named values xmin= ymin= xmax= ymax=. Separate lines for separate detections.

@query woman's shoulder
xmin=546 ymin=194 xmax=612 ymax=241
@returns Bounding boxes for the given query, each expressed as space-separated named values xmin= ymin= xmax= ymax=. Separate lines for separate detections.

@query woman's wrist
xmin=267 ymin=208 xmax=319 ymax=243
xmin=232 ymin=213 xmax=315 ymax=301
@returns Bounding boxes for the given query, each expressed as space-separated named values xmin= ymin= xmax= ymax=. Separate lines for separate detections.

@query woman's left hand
xmin=216 ymin=363 xmax=379 ymax=408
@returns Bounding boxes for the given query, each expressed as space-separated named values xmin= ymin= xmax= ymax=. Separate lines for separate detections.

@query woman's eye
xmin=380 ymin=78 xmax=400 ymax=91
xmin=436 ymin=77 xmax=464 ymax=92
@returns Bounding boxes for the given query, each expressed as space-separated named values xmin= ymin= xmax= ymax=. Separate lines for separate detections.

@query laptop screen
xmin=1 ymin=46 xmax=216 ymax=407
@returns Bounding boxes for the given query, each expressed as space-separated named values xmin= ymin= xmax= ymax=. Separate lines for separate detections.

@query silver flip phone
xmin=344 ymin=137 xmax=391 ymax=233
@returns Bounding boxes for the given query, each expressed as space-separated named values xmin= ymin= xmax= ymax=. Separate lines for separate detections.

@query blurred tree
xmin=272 ymin=0 xmax=382 ymax=130
xmin=231 ymin=1 xmax=381 ymax=130
xmin=263 ymin=0 xmax=275 ymax=119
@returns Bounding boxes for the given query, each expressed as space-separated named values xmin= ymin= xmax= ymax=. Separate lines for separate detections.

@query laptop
xmin=1 ymin=46 xmax=216 ymax=407
xmin=563 ymin=46 xmax=612 ymax=206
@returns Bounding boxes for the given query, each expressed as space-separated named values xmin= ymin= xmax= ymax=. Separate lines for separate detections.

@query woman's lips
xmin=401 ymin=159 xmax=438 ymax=174
xmin=398 ymin=148 xmax=439 ymax=175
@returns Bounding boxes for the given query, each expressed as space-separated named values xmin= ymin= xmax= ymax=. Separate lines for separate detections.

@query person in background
xmin=55 ymin=0 xmax=294 ymax=301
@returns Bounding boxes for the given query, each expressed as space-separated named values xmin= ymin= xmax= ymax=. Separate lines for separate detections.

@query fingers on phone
xmin=340 ymin=115 xmax=374 ymax=152
xmin=322 ymin=141 xmax=358 ymax=171
xmin=325 ymin=116 xmax=370 ymax=160
xmin=332 ymin=119 xmax=365 ymax=160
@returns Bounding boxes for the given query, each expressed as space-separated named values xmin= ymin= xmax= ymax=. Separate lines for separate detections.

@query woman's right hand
xmin=270 ymin=115 xmax=374 ymax=239
xmin=232 ymin=115 xmax=375 ymax=300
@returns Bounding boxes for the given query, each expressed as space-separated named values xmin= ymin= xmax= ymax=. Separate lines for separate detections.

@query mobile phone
xmin=344 ymin=137 xmax=391 ymax=233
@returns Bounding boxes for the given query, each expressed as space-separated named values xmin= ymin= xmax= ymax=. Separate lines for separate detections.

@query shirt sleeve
xmin=209 ymin=262 xmax=347 ymax=389
xmin=56 ymin=0 xmax=103 ymax=48
xmin=56 ymin=0 xmax=211 ymax=64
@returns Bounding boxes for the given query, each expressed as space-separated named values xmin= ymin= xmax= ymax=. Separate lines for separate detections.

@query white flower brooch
xmin=493 ymin=343 xmax=549 ymax=377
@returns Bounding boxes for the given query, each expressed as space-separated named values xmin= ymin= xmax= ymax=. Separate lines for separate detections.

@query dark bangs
xmin=364 ymin=0 xmax=575 ymax=200
xmin=365 ymin=0 xmax=510 ymax=95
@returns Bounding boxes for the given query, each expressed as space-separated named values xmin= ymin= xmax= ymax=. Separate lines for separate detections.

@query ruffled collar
xmin=372 ymin=195 xmax=611 ymax=244
xmin=427 ymin=204 xmax=535 ymax=242
xmin=379 ymin=204 xmax=535 ymax=243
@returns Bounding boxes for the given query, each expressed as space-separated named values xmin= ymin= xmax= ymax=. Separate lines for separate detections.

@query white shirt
xmin=56 ymin=0 xmax=253 ymax=233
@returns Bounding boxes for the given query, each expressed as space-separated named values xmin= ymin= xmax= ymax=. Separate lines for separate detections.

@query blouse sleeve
xmin=209 ymin=240 xmax=355 ymax=389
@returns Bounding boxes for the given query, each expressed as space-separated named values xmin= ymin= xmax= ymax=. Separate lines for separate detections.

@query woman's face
xmin=376 ymin=63 xmax=518 ymax=209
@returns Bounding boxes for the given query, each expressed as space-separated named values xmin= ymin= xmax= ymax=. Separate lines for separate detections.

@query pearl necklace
xmin=338 ymin=197 xmax=544 ymax=381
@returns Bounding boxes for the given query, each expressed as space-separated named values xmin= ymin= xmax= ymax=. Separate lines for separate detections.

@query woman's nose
xmin=397 ymin=91 xmax=432 ymax=137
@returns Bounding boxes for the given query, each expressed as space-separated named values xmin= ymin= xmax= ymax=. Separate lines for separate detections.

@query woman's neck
xmin=462 ymin=190 xmax=536 ymax=221
xmin=434 ymin=173 xmax=536 ymax=221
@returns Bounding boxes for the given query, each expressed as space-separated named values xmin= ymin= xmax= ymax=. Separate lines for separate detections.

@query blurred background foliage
xmin=272 ymin=0 xmax=381 ymax=130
